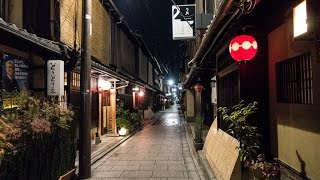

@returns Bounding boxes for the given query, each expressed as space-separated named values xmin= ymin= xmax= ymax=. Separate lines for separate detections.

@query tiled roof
xmin=0 ymin=18 xmax=62 ymax=55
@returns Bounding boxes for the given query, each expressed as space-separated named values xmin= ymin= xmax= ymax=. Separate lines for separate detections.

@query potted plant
xmin=193 ymin=115 xmax=204 ymax=150
xmin=130 ymin=111 xmax=142 ymax=129
xmin=116 ymin=100 xmax=132 ymax=136
xmin=249 ymin=154 xmax=281 ymax=179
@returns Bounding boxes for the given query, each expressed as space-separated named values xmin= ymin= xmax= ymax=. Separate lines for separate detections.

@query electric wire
xmin=144 ymin=0 xmax=153 ymax=17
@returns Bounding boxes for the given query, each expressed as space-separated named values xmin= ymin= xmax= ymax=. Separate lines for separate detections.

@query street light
xmin=168 ymin=79 xmax=174 ymax=86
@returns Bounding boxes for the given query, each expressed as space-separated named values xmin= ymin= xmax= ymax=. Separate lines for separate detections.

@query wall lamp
xmin=98 ymin=79 xmax=112 ymax=92
xmin=132 ymin=87 xmax=139 ymax=92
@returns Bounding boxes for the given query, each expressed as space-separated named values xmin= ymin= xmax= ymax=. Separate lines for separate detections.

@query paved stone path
xmin=87 ymin=105 xmax=206 ymax=180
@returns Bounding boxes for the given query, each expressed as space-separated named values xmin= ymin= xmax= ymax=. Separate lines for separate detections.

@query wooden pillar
xmin=102 ymin=92 xmax=107 ymax=133
xmin=98 ymin=92 xmax=102 ymax=136
xmin=186 ymin=90 xmax=195 ymax=122
xmin=110 ymin=86 xmax=117 ymax=133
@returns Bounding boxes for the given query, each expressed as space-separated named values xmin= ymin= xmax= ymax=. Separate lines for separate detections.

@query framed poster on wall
xmin=1 ymin=53 xmax=29 ymax=109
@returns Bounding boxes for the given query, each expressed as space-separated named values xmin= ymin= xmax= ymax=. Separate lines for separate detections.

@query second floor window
xmin=72 ymin=72 xmax=80 ymax=87
xmin=0 ymin=0 xmax=7 ymax=19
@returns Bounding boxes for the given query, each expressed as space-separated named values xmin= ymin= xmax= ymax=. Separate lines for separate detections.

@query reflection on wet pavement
xmin=152 ymin=104 xmax=181 ymax=126
xmin=161 ymin=113 xmax=180 ymax=126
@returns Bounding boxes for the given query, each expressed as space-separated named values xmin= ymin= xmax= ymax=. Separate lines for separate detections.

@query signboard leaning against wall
xmin=1 ymin=53 xmax=29 ymax=109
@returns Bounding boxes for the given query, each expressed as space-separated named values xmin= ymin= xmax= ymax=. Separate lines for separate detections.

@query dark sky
xmin=113 ymin=0 xmax=191 ymax=82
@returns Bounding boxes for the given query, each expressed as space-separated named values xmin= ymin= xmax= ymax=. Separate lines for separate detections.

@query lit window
xmin=293 ymin=0 xmax=307 ymax=37
xmin=64 ymin=72 xmax=67 ymax=86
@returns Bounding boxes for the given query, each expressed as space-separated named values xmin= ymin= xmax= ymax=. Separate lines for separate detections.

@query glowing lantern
xmin=118 ymin=127 xmax=128 ymax=136
xmin=138 ymin=91 xmax=145 ymax=97
xmin=98 ymin=79 xmax=112 ymax=91
xmin=194 ymin=83 xmax=203 ymax=93
xmin=229 ymin=35 xmax=258 ymax=62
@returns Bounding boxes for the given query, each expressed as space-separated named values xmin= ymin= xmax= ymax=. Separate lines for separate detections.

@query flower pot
xmin=193 ymin=140 xmax=204 ymax=150
xmin=118 ymin=127 xmax=128 ymax=136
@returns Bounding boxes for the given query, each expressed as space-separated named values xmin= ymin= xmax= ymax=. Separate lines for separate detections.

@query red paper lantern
xmin=229 ymin=35 xmax=258 ymax=62
xmin=194 ymin=83 xmax=203 ymax=93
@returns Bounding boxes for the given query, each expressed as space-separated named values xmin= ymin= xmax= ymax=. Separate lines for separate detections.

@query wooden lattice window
xmin=72 ymin=72 xmax=80 ymax=87
xmin=276 ymin=52 xmax=313 ymax=104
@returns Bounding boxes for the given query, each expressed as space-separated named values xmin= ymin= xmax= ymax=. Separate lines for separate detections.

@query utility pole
xmin=79 ymin=0 xmax=92 ymax=178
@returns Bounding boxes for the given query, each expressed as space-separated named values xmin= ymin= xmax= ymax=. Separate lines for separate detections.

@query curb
xmin=183 ymin=122 xmax=210 ymax=180
xmin=198 ymin=150 xmax=218 ymax=180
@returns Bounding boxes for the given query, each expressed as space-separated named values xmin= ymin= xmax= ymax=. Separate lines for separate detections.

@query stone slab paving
xmin=88 ymin=105 xmax=207 ymax=180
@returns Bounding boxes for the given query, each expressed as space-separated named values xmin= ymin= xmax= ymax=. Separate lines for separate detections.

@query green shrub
xmin=218 ymin=101 xmax=261 ymax=166
xmin=116 ymin=100 xmax=132 ymax=130
xmin=116 ymin=100 xmax=143 ymax=132
xmin=130 ymin=111 xmax=142 ymax=129
xmin=0 ymin=91 xmax=75 ymax=180
xmin=117 ymin=117 xmax=132 ymax=130
xmin=194 ymin=115 xmax=203 ymax=144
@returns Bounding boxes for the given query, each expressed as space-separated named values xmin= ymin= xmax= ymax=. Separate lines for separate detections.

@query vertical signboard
xmin=47 ymin=60 xmax=64 ymax=96
xmin=1 ymin=54 xmax=29 ymax=109
xmin=172 ymin=4 xmax=196 ymax=40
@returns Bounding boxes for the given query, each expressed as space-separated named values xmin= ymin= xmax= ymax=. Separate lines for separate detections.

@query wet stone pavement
xmin=88 ymin=105 xmax=206 ymax=180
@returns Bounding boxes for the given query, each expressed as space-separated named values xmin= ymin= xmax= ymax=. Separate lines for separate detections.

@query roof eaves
xmin=0 ymin=18 xmax=62 ymax=55
xmin=184 ymin=0 xmax=238 ymax=88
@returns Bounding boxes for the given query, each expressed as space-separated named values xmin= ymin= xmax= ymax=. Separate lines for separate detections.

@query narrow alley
xmin=88 ymin=105 xmax=208 ymax=180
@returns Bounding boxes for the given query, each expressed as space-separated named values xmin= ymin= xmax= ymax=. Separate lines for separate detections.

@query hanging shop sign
xmin=229 ymin=35 xmax=258 ymax=62
xmin=172 ymin=4 xmax=196 ymax=40
xmin=47 ymin=60 xmax=64 ymax=96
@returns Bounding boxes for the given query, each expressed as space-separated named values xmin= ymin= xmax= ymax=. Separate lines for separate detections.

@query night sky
xmin=113 ymin=0 xmax=192 ymax=82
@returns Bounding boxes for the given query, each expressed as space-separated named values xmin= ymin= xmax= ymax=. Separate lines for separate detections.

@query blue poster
xmin=1 ymin=54 xmax=29 ymax=109
xmin=2 ymin=54 xmax=29 ymax=93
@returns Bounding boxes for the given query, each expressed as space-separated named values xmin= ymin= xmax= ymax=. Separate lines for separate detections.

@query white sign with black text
xmin=47 ymin=60 xmax=64 ymax=96
xmin=172 ymin=4 xmax=196 ymax=40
